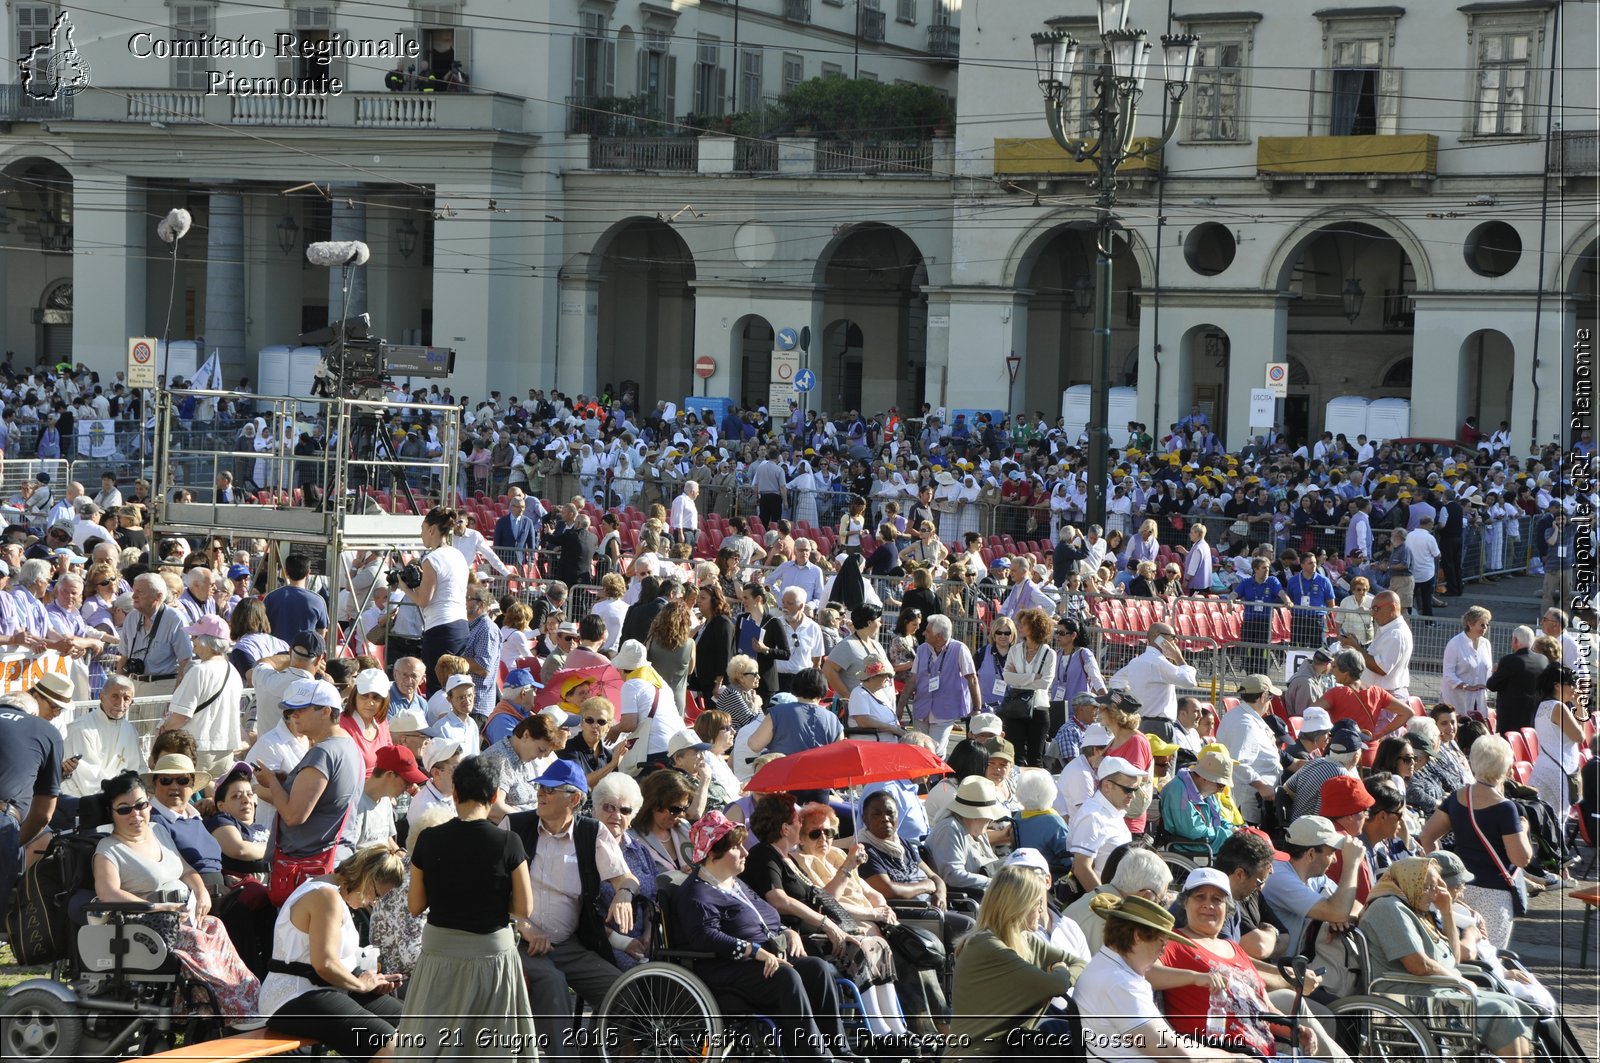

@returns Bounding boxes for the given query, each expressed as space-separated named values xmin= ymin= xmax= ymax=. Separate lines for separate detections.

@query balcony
xmin=785 ymin=0 xmax=812 ymax=25
xmin=928 ymin=23 xmax=960 ymax=59
xmin=1256 ymin=134 xmax=1438 ymax=183
xmin=862 ymin=10 xmax=887 ymax=44
xmin=1550 ymin=130 xmax=1599 ymax=177
xmin=1383 ymin=289 xmax=1416 ymax=330
xmin=59 ymin=86 xmax=528 ymax=133
xmin=992 ymin=137 xmax=1164 ymax=178
xmin=589 ymin=136 xmax=698 ymax=172
xmin=736 ymin=139 xmax=780 ymax=173
xmin=0 ymin=83 xmax=75 ymax=122
xmin=815 ymin=139 xmax=931 ymax=175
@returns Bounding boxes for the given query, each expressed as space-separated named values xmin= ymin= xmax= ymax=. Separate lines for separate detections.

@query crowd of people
xmin=0 ymin=378 xmax=1595 ymax=1062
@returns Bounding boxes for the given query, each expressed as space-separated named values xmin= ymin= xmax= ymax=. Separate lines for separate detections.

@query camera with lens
xmin=125 ymin=658 xmax=146 ymax=676
xmin=398 ymin=562 xmax=424 ymax=590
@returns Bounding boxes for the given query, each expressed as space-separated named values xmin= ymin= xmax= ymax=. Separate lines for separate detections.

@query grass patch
xmin=0 ymin=940 xmax=51 ymax=992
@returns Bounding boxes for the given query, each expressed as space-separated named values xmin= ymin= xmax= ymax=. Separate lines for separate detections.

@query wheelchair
xmin=1315 ymin=925 xmax=1583 ymax=1063
xmin=595 ymin=880 xmax=873 ymax=1062
xmin=0 ymin=897 xmax=229 ymax=1061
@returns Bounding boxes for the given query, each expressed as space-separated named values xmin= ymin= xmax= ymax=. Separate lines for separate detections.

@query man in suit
xmin=1485 ymin=625 xmax=1549 ymax=733
xmin=1436 ymin=493 xmax=1466 ymax=597
xmin=551 ymin=512 xmax=596 ymax=590
xmin=494 ymin=487 xmax=543 ymax=567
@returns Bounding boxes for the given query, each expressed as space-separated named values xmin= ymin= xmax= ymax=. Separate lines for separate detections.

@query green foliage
xmin=773 ymin=78 xmax=953 ymax=140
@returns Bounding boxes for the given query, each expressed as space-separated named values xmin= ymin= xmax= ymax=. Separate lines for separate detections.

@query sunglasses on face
xmin=1397 ymin=755 xmax=1417 ymax=763
xmin=1105 ymin=780 xmax=1139 ymax=797
xmin=95 ymin=580 xmax=113 ymax=587
xmin=156 ymin=776 xmax=193 ymax=787
xmin=536 ymin=785 xmax=579 ymax=797
xmin=113 ymin=799 xmax=151 ymax=816
xmin=807 ymin=827 xmax=838 ymax=840
xmin=599 ymin=803 xmax=635 ymax=816
xmin=666 ymin=804 xmax=689 ymax=816
xmin=582 ymin=716 xmax=610 ymax=726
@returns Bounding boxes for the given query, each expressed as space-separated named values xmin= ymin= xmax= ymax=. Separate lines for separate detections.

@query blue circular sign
xmin=775 ymin=328 xmax=799 ymax=351
xmin=794 ymin=368 xmax=816 ymax=393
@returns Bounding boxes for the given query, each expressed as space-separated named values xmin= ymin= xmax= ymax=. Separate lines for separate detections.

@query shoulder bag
xmin=619 ymin=682 xmax=663 ymax=774
xmin=1463 ymin=784 xmax=1529 ymax=917
xmin=998 ymin=645 xmax=1049 ymax=721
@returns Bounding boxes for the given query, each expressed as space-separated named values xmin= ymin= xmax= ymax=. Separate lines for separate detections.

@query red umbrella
xmin=532 ymin=663 xmax=623 ymax=712
xmin=745 ymin=740 xmax=951 ymax=793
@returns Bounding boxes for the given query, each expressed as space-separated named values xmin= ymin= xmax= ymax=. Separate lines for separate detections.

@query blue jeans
xmin=0 ymin=815 xmax=21 ymax=919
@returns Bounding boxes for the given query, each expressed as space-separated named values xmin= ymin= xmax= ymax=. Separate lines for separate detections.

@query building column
xmin=556 ymin=274 xmax=603 ymax=397
xmin=202 ymin=190 xmax=245 ymax=384
xmin=1411 ymin=296 xmax=1469 ymax=441
xmin=71 ymin=174 xmax=146 ymax=375
xmin=943 ymin=288 xmax=1029 ymax=416
xmin=923 ymin=288 xmax=952 ymax=414
xmin=430 ymin=182 xmax=519 ymax=400
xmin=328 ymin=188 xmax=368 ymax=322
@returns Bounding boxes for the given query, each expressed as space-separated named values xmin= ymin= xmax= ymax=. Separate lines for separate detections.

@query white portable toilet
xmin=1061 ymin=385 xmax=1092 ymax=442
xmin=151 ymin=340 xmax=200 ymax=384
xmin=1107 ymin=387 xmax=1140 ymax=442
xmin=1324 ymin=396 xmax=1371 ymax=443
xmin=1365 ymin=398 xmax=1412 ymax=443
xmin=256 ymin=346 xmax=326 ymax=415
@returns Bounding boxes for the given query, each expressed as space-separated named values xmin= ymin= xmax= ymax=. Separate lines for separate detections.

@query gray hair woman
xmin=158 ymin=614 xmax=244 ymax=782
xmin=592 ymin=771 xmax=658 ymax=969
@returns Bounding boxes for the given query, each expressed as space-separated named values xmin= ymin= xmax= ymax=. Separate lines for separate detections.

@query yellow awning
xmin=1256 ymin=134 xmax=1438 ymax=176
xmin=994 ymin=137 xmax=1163 ymax=177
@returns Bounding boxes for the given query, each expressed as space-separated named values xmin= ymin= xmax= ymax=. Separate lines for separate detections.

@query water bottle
xmin=1205 ymin=994 xmax=1227 ymax=1037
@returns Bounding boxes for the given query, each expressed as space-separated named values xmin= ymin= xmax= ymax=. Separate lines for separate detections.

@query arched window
xmin=1381 ymin=357 xmax=1412 ymax=388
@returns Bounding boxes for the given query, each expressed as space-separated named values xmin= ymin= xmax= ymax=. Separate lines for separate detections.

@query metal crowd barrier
xmin=60 ymin=687 xmax=258 ymax=766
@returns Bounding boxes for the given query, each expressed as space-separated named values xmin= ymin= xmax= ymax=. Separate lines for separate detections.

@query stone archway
xmin=0 ymin=155 xmax=74 ymax=365
xmin=594 ymin=218 xmax=695 ymax=407
xmin=816 ymin=224 xmax=925 ymax=416
xmin=731 ymin=314 xmax=774 ymax=411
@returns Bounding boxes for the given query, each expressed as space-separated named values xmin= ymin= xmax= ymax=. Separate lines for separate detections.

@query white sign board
xmin=127 ymin=337 xmax=157 ymax=389
xmin=1249 ymin=388 xmax=1277 ymax=429
xmin=76 ymin=419 xmax=117 ymax=459
xmin=769 ymin=350 xmax=801 ymax=417
xmin=1265 ymin=362 xmax=1289 ymax=397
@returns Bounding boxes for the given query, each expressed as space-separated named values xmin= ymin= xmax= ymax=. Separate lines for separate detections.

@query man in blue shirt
xmin=262 ymin=554 xmax=329 ymax=644
xmin=1233 ymin=556 xmax=1291 ymax=670
xmin=1285 ymin=553 xmax=1337 ymax=648
xmin=0 ymin=694 xmax=63 ymax=916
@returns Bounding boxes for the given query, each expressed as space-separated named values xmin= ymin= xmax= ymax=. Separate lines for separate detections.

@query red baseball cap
xmin=1319 ymin=774 xmax=1376 ymax=820
xmin=374 ymin=744 xmax=428 ymax=785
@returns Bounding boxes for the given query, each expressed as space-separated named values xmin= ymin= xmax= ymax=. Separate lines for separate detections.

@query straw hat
xmin=143 ymin=753 xmax=212 ymax=791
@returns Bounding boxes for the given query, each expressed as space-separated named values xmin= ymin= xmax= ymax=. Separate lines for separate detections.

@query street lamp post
xmin=1032 ymin=0 xmax=1197 ymax=526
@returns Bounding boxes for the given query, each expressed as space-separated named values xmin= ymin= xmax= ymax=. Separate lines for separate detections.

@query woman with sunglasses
xmin=144 ymin=752 xmax=227 ymax=904
xmin=792 ymin=802 xmax=910 ymax=1041
xmin=591 ymin=771 xmax=657 ymax=969
xmin=633 ymin=770 xmax=696 ymax=876
xmin=81 ymin=560 xmax=123 ymax=634
xmin=93 ymin=769 xmax=260 ymax=1022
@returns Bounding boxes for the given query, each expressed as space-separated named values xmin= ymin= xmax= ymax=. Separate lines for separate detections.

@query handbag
xmin=267 ymin=802 xmax=355 ymax=907
xmin=1463 ymin=784 xmax=1529 ymax=917
xmin=619 ymin=683 xmax=663 ymax=774
xmin=997 ymin=645 xmax=1049 ymax=721
xmin=883 ymin=921 xmax=946 ymax=970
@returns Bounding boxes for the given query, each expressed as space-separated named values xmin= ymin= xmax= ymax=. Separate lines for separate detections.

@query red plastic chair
xmin=1520 ymin=727 xmax=1539 ymax=761
xmin=1506 ymin=731 xmax=1531 ymax=764
xmin=1510 ymin=762 xmax=1532 ymax=785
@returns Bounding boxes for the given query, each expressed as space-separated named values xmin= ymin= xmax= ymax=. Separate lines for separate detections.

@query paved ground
xmin=1458 ymin=571 xmax=1552 ymax=628
xmin=1511 ymin=852 xmax=1599 ymax=1061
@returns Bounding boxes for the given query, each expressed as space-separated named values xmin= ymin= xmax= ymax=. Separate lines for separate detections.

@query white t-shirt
xmin=1075 ymin=947 xmax=1168 ymax=1061
xmin=167 ymin=654 xmax=242 ymax=754
xmin=620 ymin=676 xmax=688 ymax=756
xmin=847 ymin=685 xmax=898 ymax=730
xmin=1404 ymin=528 xmax=1441 ymax=583
xmin=1063 ymin=790 xmax=1130 ymax=878
xmin=421 ymin=546 xmax=469 ymax=627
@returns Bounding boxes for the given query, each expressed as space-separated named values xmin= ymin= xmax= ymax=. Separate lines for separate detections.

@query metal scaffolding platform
xmin=152 ymin=389 xmax=461 ymax=650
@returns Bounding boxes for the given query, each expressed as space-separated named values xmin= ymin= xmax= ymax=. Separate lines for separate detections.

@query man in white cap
xmin=1216 ymin=674 xmax=1284 ymax=826
xmin=244 ymin=678 xmax=318 ymax=830
xmin=1065 ymin=754 xmax=1150 ymax=891
xmin=406 ymin=738 xmax=463 ymax=827
xmin=422 ymin=673 xmax=481 ymax=757
xmin=1279 ymin=705 xmax=1334 ymax=778
xmin=1054 ymin=720 xmax=1112 ymax=819
xmin=1261 ymin=814 xmax=1366 ymax=958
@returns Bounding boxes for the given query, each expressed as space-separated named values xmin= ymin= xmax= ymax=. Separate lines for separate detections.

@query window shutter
xmin=452 ymin=28 xmax=471 ymax=82
xmin=572 ymin=33 xmax=587 ymax=99
xmin=1376 ymin=67 xmax=1401 ymax=135
xmin=277 ymin=30 xmax=294 ymax=81
xmin=664 ymin=55 xmax=677 ymax=122
xmin=603 ymin=38 xmax=617 ymax=96
xmin=1308 ymin=68 xmax=1330 ymax=135
xmin=715 ymin=66 xmax=727 ymax=116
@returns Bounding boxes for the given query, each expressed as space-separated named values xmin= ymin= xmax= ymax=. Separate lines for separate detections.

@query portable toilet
xmin=1365 ymin=398 xmax=1411 ymax=443
xmin=1107 ymin=388 xmax=1139 ymax=443
xmin=151 ymin=340 xmax=200 ymax=384
xmin=1323 ymin=396 xmax=1371 ymax=443
xmin=256 ymin=346 xmax=326 ymax=415
xmin=1061 ymin=385 xmax=1092 ymax=442
xmin=683 ymin=396 xmax=733 ymax=424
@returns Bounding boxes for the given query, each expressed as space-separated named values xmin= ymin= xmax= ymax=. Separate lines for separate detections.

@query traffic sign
xmin=794 ymin=368 xmax=816 ymax=393
xmin=694 ymin=355 xmax=717 ymax=380
xmin=127 ymin=337 xmax=156 ymax=388
xmin=775 ymin=327 xmax=799 ymax=351
xmin=1265 ymin=362 xmax=1288 ymax=397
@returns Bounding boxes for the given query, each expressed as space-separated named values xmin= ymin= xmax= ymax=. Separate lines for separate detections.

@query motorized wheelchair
xmin=1310 ymin=923 xmax=1584 ymax=1063
xmin=0 ymin=822 xmax=231 ymax=1061
xmin=595 ymin=879 xmax=875 ymax=1062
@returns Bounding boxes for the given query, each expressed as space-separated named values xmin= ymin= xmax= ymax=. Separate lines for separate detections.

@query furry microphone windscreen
xmin=305 ymin=240 xmax=371 ymax=267
xmin=156 ymin=208 xmax=192 ymax=244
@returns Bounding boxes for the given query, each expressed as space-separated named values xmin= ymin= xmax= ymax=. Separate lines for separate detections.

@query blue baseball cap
xmin=504 ymin=667 xmax=542 ymax=691
xmin=531 ymin=758 xmax=589 ymax=795
xmin=226 ymin=563 xmax=251 ymax=581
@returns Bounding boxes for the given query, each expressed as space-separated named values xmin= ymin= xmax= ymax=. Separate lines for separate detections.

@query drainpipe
xmin=1528 ymin=0 xmax=1561 ymax=448
xmin=1150 ymin=0 xmax=1175 ymax=438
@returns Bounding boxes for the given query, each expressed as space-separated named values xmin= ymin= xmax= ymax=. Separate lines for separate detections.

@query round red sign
xmin=694 ymin=356 xmax=717 ymax=379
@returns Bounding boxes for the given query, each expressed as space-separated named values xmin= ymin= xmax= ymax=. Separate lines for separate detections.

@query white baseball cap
xmin=968 ymin=712 xmax=1003 ymax=737
xmin=1097 ymin=755 xmax=1152 ymax=781
xmin=1300 ymin=706 xmax=1334 ymax=733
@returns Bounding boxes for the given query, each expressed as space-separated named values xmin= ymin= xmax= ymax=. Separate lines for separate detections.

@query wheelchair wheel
xmin=1158 ymin=848 xmax=1200 ymax=886
xmin=0 ymin=988 xmax=85 ymax=1061
xmin=598 ymin=962 xmax=726 ymax=1062
xmin=1326 ymin=993 xmax=1440 ymax=1062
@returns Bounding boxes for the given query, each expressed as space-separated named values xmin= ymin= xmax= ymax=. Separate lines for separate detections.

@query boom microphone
xmin=306 ymin=240 xmax=371 ymax=267
xmin=156 ymin=208 xmax=192 ymax=244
